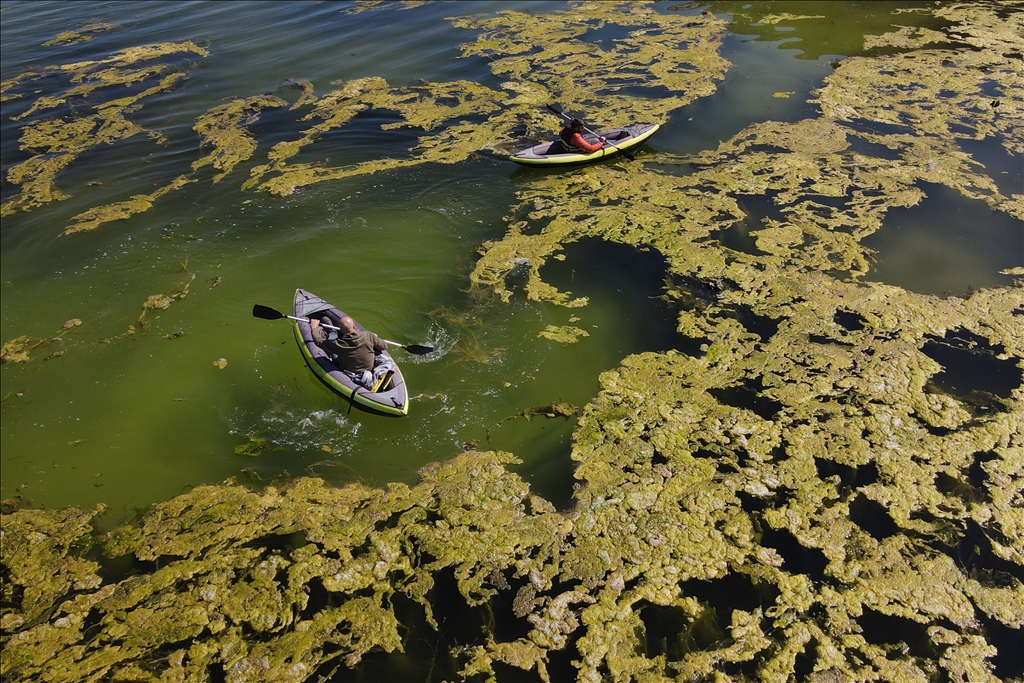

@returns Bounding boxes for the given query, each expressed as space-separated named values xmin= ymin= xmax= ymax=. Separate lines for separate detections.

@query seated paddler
xmin=310 ymin=315 xmax=394 ymax=388
xmin=554 ymin=117 xmax=605 ymax=154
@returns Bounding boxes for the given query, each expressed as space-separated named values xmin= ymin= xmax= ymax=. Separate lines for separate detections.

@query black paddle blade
xmin=403 ymin=344 xmax=434 ymax=355
xmin=252 ymin=304 xmax=285 ymax=321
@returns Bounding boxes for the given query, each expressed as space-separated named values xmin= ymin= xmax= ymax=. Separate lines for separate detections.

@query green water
xmin=1 ymin=0 xmax=1020 ymax=526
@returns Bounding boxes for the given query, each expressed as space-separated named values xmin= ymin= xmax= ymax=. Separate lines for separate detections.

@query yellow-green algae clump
xmin=62 ymin=88 xmax=290 ymax=234
xmin=40 ymin=22 xmax=113 ymax=47
xmin=3 ymin=3 xmax=1024 ymax=683
xmin=192 ymin=95 xmax=289 ymax=183
xmin=1 ymin=41 xmax=208 ymax=219
xmin=1 ymin=319 xmax=82 ymax=364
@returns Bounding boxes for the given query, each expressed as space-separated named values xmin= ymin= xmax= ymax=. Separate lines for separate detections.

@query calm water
xmin=1 ymin=1 xmax=1020 ymax=525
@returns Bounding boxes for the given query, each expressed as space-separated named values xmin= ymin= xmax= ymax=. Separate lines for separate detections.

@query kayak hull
xmin=293 ymin=289 xmax=409 ymax=417
xmin=510 ymin=123 xmax=659 ymax=166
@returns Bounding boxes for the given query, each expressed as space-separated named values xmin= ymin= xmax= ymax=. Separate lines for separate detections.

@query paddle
xmin=547 ymin=103 xmax=635 ymax=161
xmin=252 ymin=304 xmax=434 ymax=355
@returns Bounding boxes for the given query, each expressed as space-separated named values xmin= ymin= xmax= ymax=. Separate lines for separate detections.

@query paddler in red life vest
xmin=558 ymin=118 xmax=605 ymax=153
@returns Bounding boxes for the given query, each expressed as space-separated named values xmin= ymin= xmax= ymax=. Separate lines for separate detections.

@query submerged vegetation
xmin=2 ymin=2 xmax=1023 ymax=682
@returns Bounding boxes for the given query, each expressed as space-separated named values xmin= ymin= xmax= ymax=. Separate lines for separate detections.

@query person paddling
xmin=310 ymin=315 xmax=393 ymax=388
xmin=557 ymin=118 xmax=605 ymax=154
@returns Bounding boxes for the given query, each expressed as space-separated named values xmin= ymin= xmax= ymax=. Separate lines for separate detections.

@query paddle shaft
xmin=273 ymin=312 xmax=337 ymax=330
xmin=280 ymin=313 xmax=404 ymax=348
xmin=253 ymin=303 xmax=432 ymax=353
xmin=282 ymin=315 xmax=397 ymax=348
xmin=547 ymin=104 xmax=634 ymax=160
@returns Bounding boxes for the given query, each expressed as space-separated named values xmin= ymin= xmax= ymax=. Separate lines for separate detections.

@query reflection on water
xmin=704 ymin=0 xmax=954 ymax=60
xmin=864 ymin=182 xmax=1022 ymax=297
xmin=658 ymin=30 xmax=835 ymax=158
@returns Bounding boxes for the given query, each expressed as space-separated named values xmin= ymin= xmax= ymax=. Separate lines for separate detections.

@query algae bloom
xmin=2 ymin=3 xmax=1022 ymax=682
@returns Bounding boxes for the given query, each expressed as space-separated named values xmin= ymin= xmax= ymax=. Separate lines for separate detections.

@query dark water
xmin=1 ymin=1 xmax=1020 ymax=528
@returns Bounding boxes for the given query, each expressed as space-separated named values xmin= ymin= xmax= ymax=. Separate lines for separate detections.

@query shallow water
xmin=1 ymin=0 xmax=1021 ymax=528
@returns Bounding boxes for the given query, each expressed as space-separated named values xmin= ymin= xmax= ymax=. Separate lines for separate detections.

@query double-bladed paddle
xmin=252 ymin=304 xmax=434 ymax=355
xmin=547 ymin=103 xmax=635 ymax=161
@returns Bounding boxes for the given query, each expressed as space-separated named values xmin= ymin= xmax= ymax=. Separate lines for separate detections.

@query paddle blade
xmin=403 ymin=344 xmax=434 ymax=355
xmin=252 ymin=304 xmax=285 ymax=321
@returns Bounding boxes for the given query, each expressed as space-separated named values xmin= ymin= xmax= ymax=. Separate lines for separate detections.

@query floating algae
xmin=280 ymin=78 xmax=317 ymax=111
xmin=3 ymin=109 xmax=146 ymax=217
xmin=449 ymin=3 xmax=730 ymax=126
xmin=242 ymin=77 xmax=507 ymax=195
xmin=234 ymin=436 xmax=269 ymax=457
xmin=816 ymin=4 xmax=1024 ymax=156
xmin=41 ymin=22 xmax=114 ymax=48
xmin=97 ymin=326 xmax=136 ymax=345
xmin=1 ymin=41 xmax=207 ymax=219
xmin=2 ymin=3 xmax=1023 ymax=682
xmin=0 ymin=319 xmax=82 ymax=364
xmin=63 ymin=173 xmax=197 ymax=235
xmin=4 ymin=302 xmax=1020 ymax=678
xmin=3 ymin=297 xmax=1021 ymax=679
xmin=65 ymin=82 xmax=301 ymax=233
xmin=0 ymin=336 xmax=51 ymax=365
xmin=487 ymin=402 xmax=580 ymax=443
xmin=537 ymin=324 xmax=590 ymax=345
xmin=192 ymin=95 xmax=289 ymax=183
xmin=245 ymin=3 xmax=730 ymax=196
xmin=0 ymin=505 xmax=106 ymax=629
xmin=343 ymin=0 xmax=428 ymax=14
xmin=11 ymin=41 xmax=207 ymax=122
xmin=4 ymin=3 xmax=730 ymax=225
xmin=0 ymin=453 xmax=566 ymax=682
xmin=456 ymin=2 xmax=1021 ymax=679
xmin=756 ymin=14 xmax=826 ymax=25
xmin=469 ymin=111 xmax=1015 ymax=306
xmin=136 ymin=273 xmax=195 ymax=332
xmin=862 ymin=25 xmax=950 ymax=51
xmin=706 ymin=0 xmax=956 ymax=62
xmin=0 ymin=73 xmax=38 ymax=103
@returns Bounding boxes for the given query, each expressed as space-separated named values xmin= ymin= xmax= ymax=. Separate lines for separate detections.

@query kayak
xmin=509 ymin=123 xmax=659 ymax=166
xmin=292 ymin=289 xmax=409 ymax=416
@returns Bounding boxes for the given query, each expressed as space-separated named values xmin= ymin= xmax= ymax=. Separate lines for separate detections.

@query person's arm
xmin=571 ymin=131 xmax=605 ymax=153
xmin=369 ymin=332 xmax=388 ymax=354
xmin=309 ymin=319 xmax=327 ymax=343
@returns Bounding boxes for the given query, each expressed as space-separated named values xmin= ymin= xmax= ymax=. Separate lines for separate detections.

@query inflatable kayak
xmin=510 ymin=123 xmax=659 ymax=166
xmin=292 ymin=289 xmax=409 ymax=416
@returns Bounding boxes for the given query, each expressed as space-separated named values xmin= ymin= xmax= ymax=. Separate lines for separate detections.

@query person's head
xmin=339 ymin=316 xmax=357 ymax=334
xmin=570 ymin=118 xmax=584 ymax=131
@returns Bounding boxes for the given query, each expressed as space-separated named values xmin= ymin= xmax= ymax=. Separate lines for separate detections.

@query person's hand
xmin=310 ymin=318 xmax=319 ymax=328
xmin=599 ymin=136 xmax=606 ymax=142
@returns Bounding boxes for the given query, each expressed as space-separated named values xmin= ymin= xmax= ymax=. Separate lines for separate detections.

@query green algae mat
xmin=2 ymin=2 xmax=1023 ymax=682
